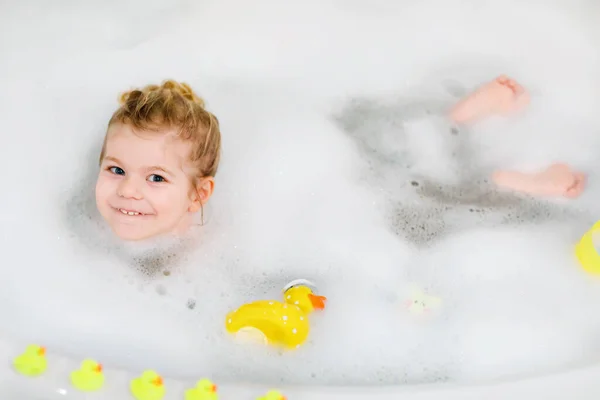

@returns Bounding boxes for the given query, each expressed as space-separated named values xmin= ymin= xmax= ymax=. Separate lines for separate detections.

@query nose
xmin=117 ymin=177 xmax=143 ymax=200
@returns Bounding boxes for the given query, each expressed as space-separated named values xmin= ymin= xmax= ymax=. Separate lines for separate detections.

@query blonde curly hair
xmin=99 ymin=80 xmax=221 ymax=181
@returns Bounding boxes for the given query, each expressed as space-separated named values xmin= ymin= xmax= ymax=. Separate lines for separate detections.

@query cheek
xmin=151 ymin=186 xmax=191 ymax=215
xmin=95 ymin=176 xmax=111 ymax=202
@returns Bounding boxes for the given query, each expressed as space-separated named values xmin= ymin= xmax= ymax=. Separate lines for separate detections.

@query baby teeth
xmin=119 ymin=209 xmax=141 ymax=216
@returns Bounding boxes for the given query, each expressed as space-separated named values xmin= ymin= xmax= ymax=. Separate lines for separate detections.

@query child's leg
xmin=450 ymin=75 xmax=585 ymax=198
xmin=450 ymin=75 xmax=530 ymax=123
xmin=492 ymin=164 xmax=585 ymax=198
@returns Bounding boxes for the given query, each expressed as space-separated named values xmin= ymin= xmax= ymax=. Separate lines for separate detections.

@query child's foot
xmin=450 ymin=75 xmax=530 ymax=124
xmin=492 ymin=163 xmax=586 ymax=198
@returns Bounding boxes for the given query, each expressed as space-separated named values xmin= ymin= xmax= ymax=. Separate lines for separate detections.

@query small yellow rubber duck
xmin=225 ymin=279 xmax=326 ymax=349
xmin=13 ymin=345 xmax=47 ymax=377
xmin=404 ymin=284 xmax=441 ymax=316
xmin=70 ymin=359 xmax=104 ymax=392
xmin=130 ymin=370 xmax=166 ymax=400
xmin=257 ymin=389 xmax=286 ymax=400
xmin=185 ymin=378 xmax=218 ymax=400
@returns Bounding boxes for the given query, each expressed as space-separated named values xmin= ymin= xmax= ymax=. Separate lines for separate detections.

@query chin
xmin=111 ymin=226 xmax=155 ymax=242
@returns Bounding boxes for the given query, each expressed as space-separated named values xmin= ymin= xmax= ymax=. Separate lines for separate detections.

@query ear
xmin=188 ymin=177 xmax=215 ymax=213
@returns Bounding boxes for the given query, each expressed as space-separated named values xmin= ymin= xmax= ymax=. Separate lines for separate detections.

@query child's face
xmin=95 ymin=124 xmax=204 ymax=241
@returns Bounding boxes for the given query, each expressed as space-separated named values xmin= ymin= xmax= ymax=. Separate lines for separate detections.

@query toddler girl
xmin=95 ymin=80 xmax=221 ymax=241
xmin=450 ymin=75 xmax=585 ymax=198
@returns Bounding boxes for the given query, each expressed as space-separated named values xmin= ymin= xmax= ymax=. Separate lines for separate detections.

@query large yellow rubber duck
xmin=130 ymin=370 xmax=166 ymax=400
xmin=257 ymin=390 xmax=286 ymax=400
xmin=225 ymin=279 xmax=326 ymax=349
xmin=70 ymin=359 xmax=104 ymax=392
xmin=185 ymin=378 xmax=218 ymax=400
xmin=13 ymin=345 xmax=47 ymax=377
xmin=575 ymin=220 xmax=600 ymax=274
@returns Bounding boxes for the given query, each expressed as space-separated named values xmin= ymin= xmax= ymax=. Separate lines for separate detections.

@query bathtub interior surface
xmin=3 ymin=341 xmax=600 ymax=400
xmin=1 ymin=0 xmax=600 ymax=397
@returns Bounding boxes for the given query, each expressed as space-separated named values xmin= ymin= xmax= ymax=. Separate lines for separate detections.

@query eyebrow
xmin=103 ymin=156 xmax=121 ymax=164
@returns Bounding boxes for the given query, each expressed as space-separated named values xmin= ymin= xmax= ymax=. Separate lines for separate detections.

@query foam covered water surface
xmin=1 ymin=0 xmax=600 ymax=386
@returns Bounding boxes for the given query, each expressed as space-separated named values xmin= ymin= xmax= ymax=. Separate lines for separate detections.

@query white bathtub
xmin=2 ymin=333 xmax=600 ymax=400
xmin=3 ymin=0 xmax=600 ymax=399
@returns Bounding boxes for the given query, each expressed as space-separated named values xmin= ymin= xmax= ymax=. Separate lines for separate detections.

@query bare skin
xmin=449 ymin=75 xmax=585 ymax=198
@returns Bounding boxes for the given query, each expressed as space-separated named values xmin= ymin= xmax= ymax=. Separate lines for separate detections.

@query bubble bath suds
xmin=1 ymin=0 xmax=600 ymax=387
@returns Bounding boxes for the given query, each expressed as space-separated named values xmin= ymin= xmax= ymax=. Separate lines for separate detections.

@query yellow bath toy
xmin=225 ymin=279 xmax=326 ymax=349
xmin=13 ymin=344 xmax=47 ymax=377
xmin=404 ymin=284 xmax=442 ymax=315
xmin=257 ymin=390 xmax=286 ymax=400
xmin=130 ymin=370 xmax=166 ymax=400
xmin=70 ymin=359 xmax=104 ymax=392
xmin=575 ymin=221 xmax=600 ymax=274
xmin=185 ymin=378 xmax=218 ymax=400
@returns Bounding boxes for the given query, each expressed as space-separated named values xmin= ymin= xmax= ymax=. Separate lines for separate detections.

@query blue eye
xmin=148 ymin=174 xmax=166 ymax=183
xmin=109 ymin=166 xmax=125 ymax=175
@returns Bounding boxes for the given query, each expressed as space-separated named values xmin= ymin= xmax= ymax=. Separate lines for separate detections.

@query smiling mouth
xmin=116 ymin=208 xmax=146 ymax=216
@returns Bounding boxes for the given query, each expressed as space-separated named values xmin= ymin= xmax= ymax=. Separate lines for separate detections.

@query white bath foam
xmin=192 ymin=83 xmax=410 ymax=285
xmin=404 ymin=223 xmax=600 ymax=381
xmin=216 ymin=285 xmax=445 ymax=385
xmin=0 ymin=69 xmax=411 ymax=382
xmin=323 ymin=0 xmax=600 ymax=195
xmin=0 ymin=217 xmax=230 ymax=373
xmin=449 ymin=273 xmax=600 ymax=382
xmin=0 ymin=0 xmax=190 ymax=79
xmin=70 ymin=0 xmax=593 ymax=101
xmin=402 ymin=116 xmax=462 ymax=185
xmin=0 ymin=0 xmax=599 ymax=390
xmin=409 ymin=224 xmax=581 ymax=285
xmin=463 ymin=100 xmax=600 ymax=176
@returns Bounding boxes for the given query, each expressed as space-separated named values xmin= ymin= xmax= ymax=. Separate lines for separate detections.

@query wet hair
xmin=99 ymin=80 xmax=221 ymax=181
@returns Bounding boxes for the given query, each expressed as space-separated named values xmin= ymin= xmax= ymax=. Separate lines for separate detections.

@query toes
xmin=505 ymin=80 xmax=517 ymax=91
xmin=513 ymin=83 xmax=529 ymax=100
xmin=574 ymin=172 xmax=586 ymax=189
xmin=496 ymin=76 xmax=515 ymax=90
xmin=564 ymin=173 xmax=586 ymax=198
xmin=565 ymin=185 xmax=584 ymax=198
xmin=504 ymin=80 xmax=523 ymax=95
xmin=495 ymin=75 xmax=527 ymax=96
xmin=512 ymin=82 xmax=526 ymax=95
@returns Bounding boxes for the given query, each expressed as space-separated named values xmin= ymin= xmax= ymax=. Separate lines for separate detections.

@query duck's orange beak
xmin=211 ymin=384 xmax=217 ymax=392
xmin=281 ymin=396 xmax=287 ymax=400
xmin=308 ymin=294 xmax=326 ymax=310
xmin=38 ymin=347 xmax=46 ymax=356
xmin=94 ymin=363 xmax=103 ymax=373
xmin=152 ymin=376 xmax=163 ymax=387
